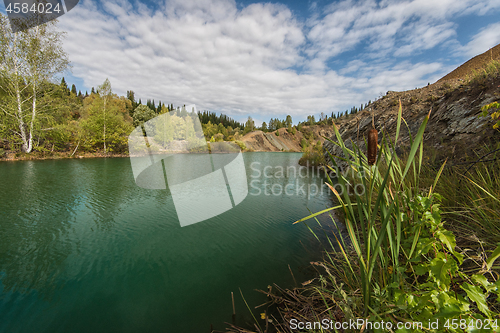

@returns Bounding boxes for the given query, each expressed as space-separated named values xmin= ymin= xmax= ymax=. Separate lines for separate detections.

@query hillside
xmin=241 ymin=125 xmax=334 ymax=152
xmin=324 ymin=45 xmax=500 ymax=170
xmin=438 ymin=44 xmax=500 ymax=82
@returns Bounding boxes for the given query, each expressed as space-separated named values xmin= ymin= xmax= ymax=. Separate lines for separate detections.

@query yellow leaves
xmin=480 ymin=101 xmax=500 ymax=130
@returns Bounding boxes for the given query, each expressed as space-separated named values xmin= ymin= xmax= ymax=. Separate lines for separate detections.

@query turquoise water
xmin=0 ymin=153 xmax=335 ymax=332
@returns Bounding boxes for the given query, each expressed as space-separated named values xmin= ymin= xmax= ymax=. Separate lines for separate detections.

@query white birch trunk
xmin=12 ymin=32 xmax=30 ymax=153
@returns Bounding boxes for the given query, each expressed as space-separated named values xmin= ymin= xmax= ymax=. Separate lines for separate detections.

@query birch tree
xmin=98 ymin=78 xmax=112 ymax=152
xmin=0 ymin=14 xmax=69 ymax=153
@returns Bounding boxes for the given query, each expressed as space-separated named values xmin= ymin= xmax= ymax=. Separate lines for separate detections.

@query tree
xmin=71 ymin=84 xmax=77 ymax=95
xmin=80 ymin=92 xmax=133 ymax=152
xmin=180 ymin=105 xmax=188 ymax=117
xmin=307 ymin=115 xmax=315 ymax=125
xmin=261 ymin=121 xmax=267 ymax=132
xmin=60 ymin=77 xmax=69 ymax=94
xmin=132 ymin=104 xmax=155 ymax=128
xmin=244 ymin=116 xmax=255 ymax=134
xmin=0 ymin=14 xmax=69 ymax=153
xmin=126 ymin=90 xmax=135 ymax=105
xmin=98 ymin=78 xmax=112 ymax=152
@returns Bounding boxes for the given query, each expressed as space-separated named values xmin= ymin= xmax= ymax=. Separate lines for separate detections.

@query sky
xmin=2 ymin=0 xmax=500 ymax=125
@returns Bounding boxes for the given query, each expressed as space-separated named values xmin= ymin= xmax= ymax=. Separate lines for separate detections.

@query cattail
xmin=367 ymin=128 xmax=378 ymax=165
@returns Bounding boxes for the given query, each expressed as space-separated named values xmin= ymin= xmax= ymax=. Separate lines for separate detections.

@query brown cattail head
xmin=367 ymin=128 xmax=378 ymax=165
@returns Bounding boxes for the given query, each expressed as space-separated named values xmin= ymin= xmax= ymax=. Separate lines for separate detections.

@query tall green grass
xmin=292 ymin=101 xmax=500 ymax=332
xmin=225 ymin=102 xmax=500 ymax=333
xmin=422 ymin=148 xmax=500 ymax=247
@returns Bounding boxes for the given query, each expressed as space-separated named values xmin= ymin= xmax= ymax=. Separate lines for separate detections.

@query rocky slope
xmin=241 ymin=125 xmax=334 ymax=152
xmin=324 ymin=45 xmax=500 ymax=170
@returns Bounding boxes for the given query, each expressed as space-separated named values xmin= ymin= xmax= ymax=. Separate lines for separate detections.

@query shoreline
xmin=0 ymin=149 xmax=304 ymax=162
xmin=0 ymin=151 xmax=129 ymax=162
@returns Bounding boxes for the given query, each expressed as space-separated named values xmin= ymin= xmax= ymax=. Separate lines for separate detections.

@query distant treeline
xmin=1 ymin=74 xmax=374 ymax=155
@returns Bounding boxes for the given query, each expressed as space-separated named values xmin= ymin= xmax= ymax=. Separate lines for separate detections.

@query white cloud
xmin=462 ymin=22 xmax=500 ymax=58
xmin=305 ymin=0 xmax=500 ymax=64
xmin=53 ymin=0 xmax=498 ymax=122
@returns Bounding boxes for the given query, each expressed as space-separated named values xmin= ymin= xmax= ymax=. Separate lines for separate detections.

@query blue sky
xmin=2 ymin=0 xmax=500 ymax=125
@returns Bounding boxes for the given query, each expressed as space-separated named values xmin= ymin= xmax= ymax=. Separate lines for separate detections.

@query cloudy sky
xmin=4 ymin=0 xmax=500 ymax=125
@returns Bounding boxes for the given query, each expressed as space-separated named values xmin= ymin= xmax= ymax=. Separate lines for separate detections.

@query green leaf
xmin=472 ymin=274 xmax=491 ymax=290
xmin=433 ymin=303 xmax=463 ymax=319
xmin=414 ymin=264 xmax=428 ymax=275
xmin=486 ymin=244 xmax=500 ymax=271
xmin=461 ymin=283 xmax=491 ymax=318
xmin=436 ymin=230 xmax=456 ymax=253
xmin=429 ymin=254 xmax=453 ymax=289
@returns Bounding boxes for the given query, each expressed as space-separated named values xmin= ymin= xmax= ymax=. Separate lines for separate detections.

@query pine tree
xmin=71 ymin=84 xmax=77 ymax=95
xmin=91 ymin=87 xmax=95 ymax=94
xmin=60 ymin=77 xmax=68 ymax=92
xmin=126 ymin=90 xmax=136 ymax=108
xmin=261 ymin=122 xmax=267 ymax=132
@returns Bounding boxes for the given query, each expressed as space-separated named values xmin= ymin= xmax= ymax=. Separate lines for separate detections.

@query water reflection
xmin=0 ymin=154 xmax=336 ymax=332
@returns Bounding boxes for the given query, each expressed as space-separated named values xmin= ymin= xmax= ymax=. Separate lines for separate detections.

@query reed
xmin=291 ymin=101 xmax=500 ymax=331
xmin=225 ymin=101 xmax=500 ymax=333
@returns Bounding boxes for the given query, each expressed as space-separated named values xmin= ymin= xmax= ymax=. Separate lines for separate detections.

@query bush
xmin=300 ymin=138 xmax=308 ymax=148
xmin=0 ymin=148 xmax=4 ymax=158
xmin=234 ymin=140 xmax=246 ymax=151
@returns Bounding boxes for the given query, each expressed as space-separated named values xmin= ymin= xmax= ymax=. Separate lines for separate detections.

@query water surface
xmin=0 ymin=153 xmax=335 ymax=332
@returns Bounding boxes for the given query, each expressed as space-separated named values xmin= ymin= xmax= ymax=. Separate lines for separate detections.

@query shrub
xmin=234 ymin=140 xmax=246 ymax=151
xmin=480 ymin=101 xmax=500 ymax=130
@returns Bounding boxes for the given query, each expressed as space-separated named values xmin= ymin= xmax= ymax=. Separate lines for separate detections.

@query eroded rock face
xmin=324 ymin=75 xmax=500 ymax=171
xmin=242 ymin=126 xmax=336 ymax=152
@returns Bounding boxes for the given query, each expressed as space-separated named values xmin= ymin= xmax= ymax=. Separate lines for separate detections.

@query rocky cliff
xmin=241 ymin=126 xmax=334 ymax=152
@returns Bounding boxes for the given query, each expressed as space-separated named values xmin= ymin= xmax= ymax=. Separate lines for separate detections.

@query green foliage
xmin=300 ymin=138 xmax=308 ymax=148
xmin=234 ymin=140 xmax=246 ymax=151
xmin=197 ymin=110 xmax=243 ymax=130
xmin=480 ymin=101 xmax=500 ymax=130
xmin=293 ymin=104 xmax=500 ymax=331
xmin=299 ymin=139 xmax=324 ymax=166
xmin=423 ymin=146 xmax=500 ymax=246
xmin=261 ymin=121 xmax=268 ymax=132
xmin=0 ymin=13 xmax=69 ymax=153
xmin=468 ymin=60 xmax=500 ymax=83
xmin=132 ymin=104 xmax=156 ymax=128
xmin=275 ymin=130 xmax=280 ymax=136
xmin=244 ymin=116 xmax=255 ymax=134
xmin=79 ymin=92 xmax=133 ymax=152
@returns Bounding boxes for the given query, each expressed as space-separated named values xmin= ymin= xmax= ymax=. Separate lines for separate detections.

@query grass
xmin=466 ymin=60 xmax=500 ymax=84
xmin=224 ymin=101 xmax=500 ymax=333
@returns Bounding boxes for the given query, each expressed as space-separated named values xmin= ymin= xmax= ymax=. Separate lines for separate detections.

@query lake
xmin=0 ymin=153 xmax=336 ymax=332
